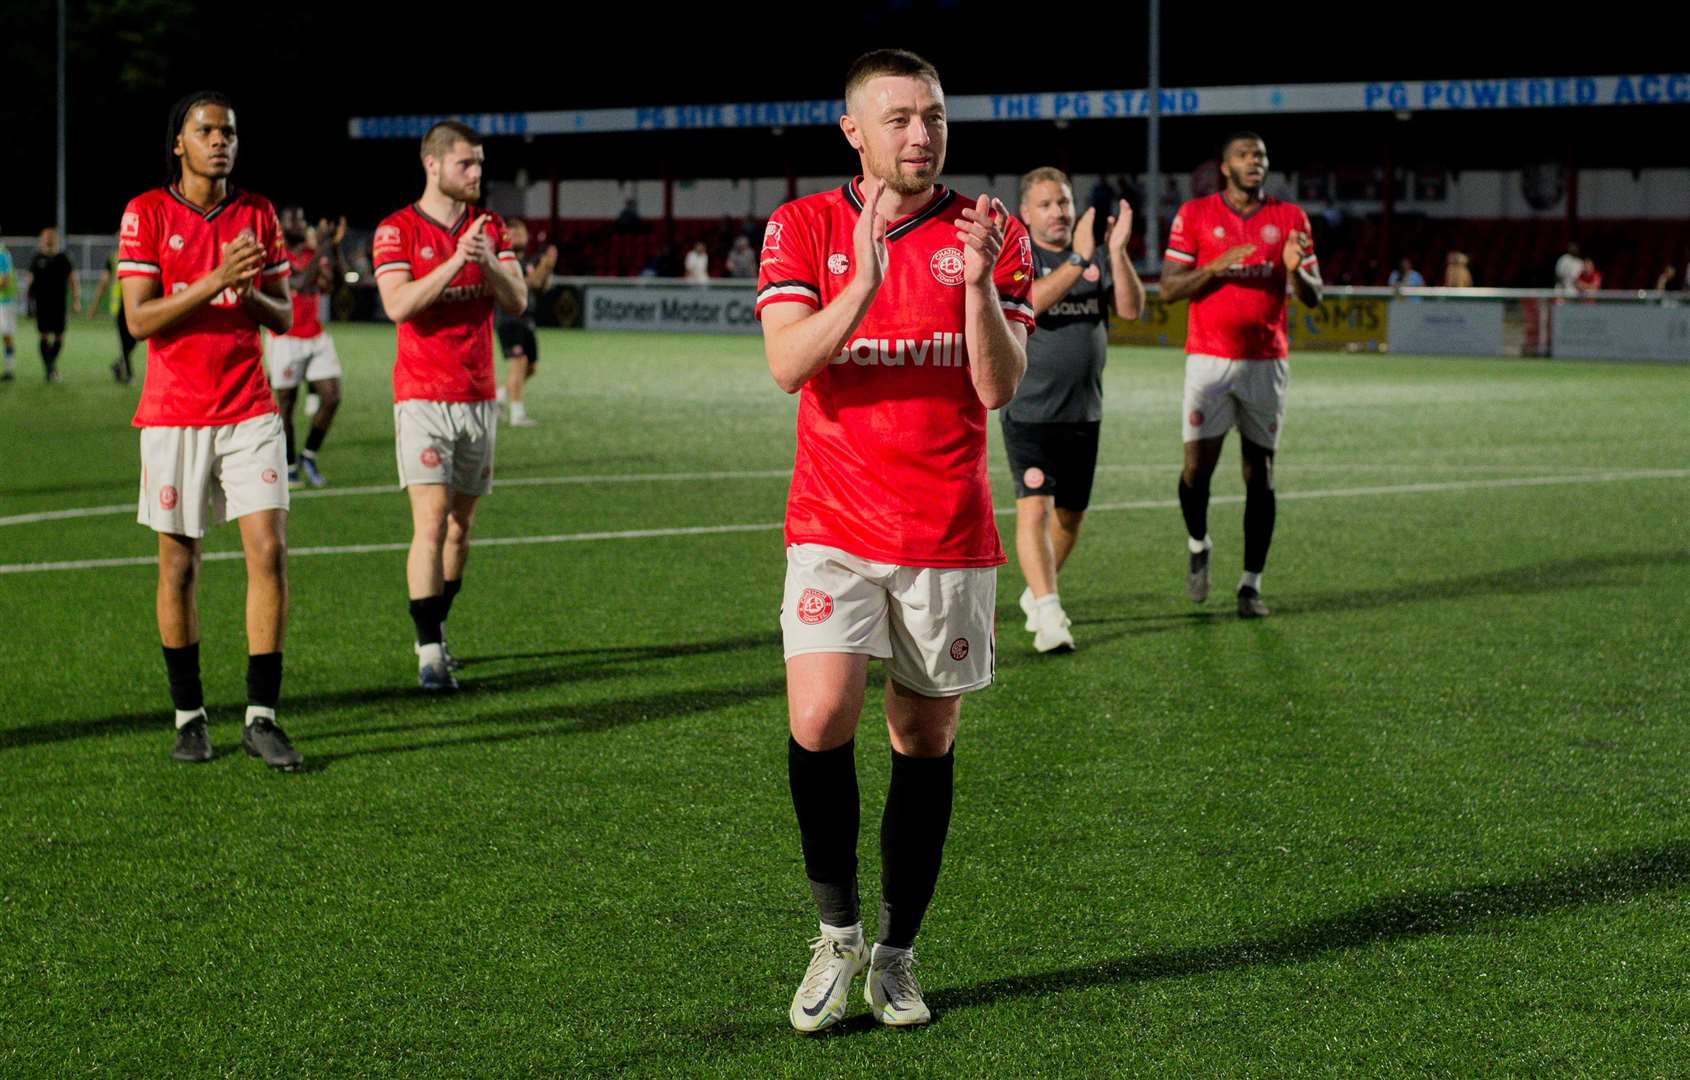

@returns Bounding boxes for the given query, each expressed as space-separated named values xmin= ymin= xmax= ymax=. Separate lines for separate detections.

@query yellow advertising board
xmin=1109 ymin=296 xmax=1388 ymax=352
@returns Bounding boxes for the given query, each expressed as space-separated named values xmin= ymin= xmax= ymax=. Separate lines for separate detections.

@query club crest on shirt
xmin=1260 ymin=224 xmax=1282 ymax=245
xmin=420 ymin=246 xmax=434 ymax=260
xmin=762 ymin=221 xmax=783 ymax=252
xmin=1211 ymin=226 xmax=1227 ymax=239
xmin=796 ymin=588 xmax=833 ymax=625
xmin=1083 ymin=264 xmax=1101 ymax=282
xmin=930 ymin=247 xmax=965 ymax=287
xmin=827 ymin=253 xmax=850 ymax=275
xmin=169 ymin=235 xmax=185 ymax=251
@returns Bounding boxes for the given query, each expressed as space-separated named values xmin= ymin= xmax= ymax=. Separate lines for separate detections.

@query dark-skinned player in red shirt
xmin=118 ymin=91 xmax=302 ymax=769
xmin=1159 ymin=132 xmax=1322 ymax=618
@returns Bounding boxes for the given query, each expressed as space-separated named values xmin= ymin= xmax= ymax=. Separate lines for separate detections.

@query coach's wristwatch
xmin=1065 ymin=252 xmax=1087 ymax=269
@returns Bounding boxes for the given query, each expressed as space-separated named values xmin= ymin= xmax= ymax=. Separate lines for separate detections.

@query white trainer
xmin=864 ymin=944 xmax=931 ymax=1026
xmin=789 ymin=926 xmax=868 ymax=1033
xmin=1018 ymin=586 xmax=1037 ymax=632
xmin=1032 ymin=600 xmax=1075 ymax=654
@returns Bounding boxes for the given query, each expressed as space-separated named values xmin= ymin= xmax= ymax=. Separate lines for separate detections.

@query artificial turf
xmin=1 ymin=323 xmax=1686 ymax=1076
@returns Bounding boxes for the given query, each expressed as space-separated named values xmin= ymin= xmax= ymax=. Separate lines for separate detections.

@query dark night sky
xmin=2 ymin=0 xmax=1683 ymax=232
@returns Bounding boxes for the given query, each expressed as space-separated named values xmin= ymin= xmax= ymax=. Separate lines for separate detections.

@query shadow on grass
xmin=0 ymin=632 xmax=781 ymax=752
xmin=678 ymin=840 xmax=1690 ymax=1054
xmin=1068 ymin=549 xmax=1687 ymax=643
xmin=928 ymin=839 xmax=1690 ymax=1012
xmin=298 ymin=678 xmax=788 ymax=771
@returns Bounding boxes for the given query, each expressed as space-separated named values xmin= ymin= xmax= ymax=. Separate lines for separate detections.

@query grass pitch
xmin=1 ymin=322 xmax=1687 ymax=1076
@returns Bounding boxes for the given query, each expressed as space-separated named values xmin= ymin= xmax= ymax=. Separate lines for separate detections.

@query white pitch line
xmin=2 ymin=469 xmax=1683 ymax=576
xmin=0 ymin=462 xmax=1631 ymax=529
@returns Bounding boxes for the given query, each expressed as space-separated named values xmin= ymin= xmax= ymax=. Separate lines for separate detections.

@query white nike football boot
xmin=1019 ymin=586 xmax=1038 ymax=632
xmin=864 ymin=943 xmax=932 ymax=1026
xmin=1032 ymin=598 xmax=1075 ymax=654
xmin=789 ymin=925 xmax=868 ymax=1033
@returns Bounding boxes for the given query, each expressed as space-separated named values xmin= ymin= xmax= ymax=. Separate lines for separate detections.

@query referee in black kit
xmin=1006 ymin=168 xmax=1143 ymax=653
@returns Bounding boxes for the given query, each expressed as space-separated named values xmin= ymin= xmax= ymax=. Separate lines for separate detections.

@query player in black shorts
xmin=27 ymin=228 xmax=79 ymax=382
xmin=87 ymin=247 xmax=140 ymax=383
xmin=497 ymin=218 xmax=556 ymax=427
xmin=1005 ymin=167 xmax=1143 ymax=652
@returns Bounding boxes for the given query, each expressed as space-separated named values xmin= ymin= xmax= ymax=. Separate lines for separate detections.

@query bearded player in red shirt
xmin=373 ymin=121 xmax=526 ymax=692
xmin=1159 ymin=132 xmax=1322 ymax=618
xmin=117 ymin=91 xmax=302 ymax=769
xmin=758 ymin=49 xmax=1033 ymax=1032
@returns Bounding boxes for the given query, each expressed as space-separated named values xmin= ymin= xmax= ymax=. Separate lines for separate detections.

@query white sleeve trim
xmin=1163 ymin=249 xmax=1197 ymax=264
xmin=374 ymin=262 xmax=412 ymax=277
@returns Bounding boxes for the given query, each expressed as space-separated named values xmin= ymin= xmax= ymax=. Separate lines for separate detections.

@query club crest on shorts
xmin=827 ymin=253 xmax=850 ymax=275
xmin=796 ymin=588 xmax=833 ymax=625
xmin=930 ymin=247 xmax=965 ymax=287
xmin=159 ymin=485 xmax=178 ymax=510
xmin=420 ymin=447 xmax=442 ymax=469
xmin=1260 ymin=224 xmax=1282 ymax=245
xmin=262 ymin=469 xmax=278 ymax=484
xmin=1189 ymin=410 xmax=1204 ymax=427
xmin=950 ymin=638 xmax=970 ymax=661
xmin=1023 ymin=466 xmax=1046 ymax=489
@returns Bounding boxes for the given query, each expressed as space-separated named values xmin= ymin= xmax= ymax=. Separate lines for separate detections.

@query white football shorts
xmin=137 ymin=412 xmax=290 ymax=537
xmin=1182 ymin=354 xmax=1289 ymax=450
xmin=780 ymin=543 xmax=996 ymax=697
xmin=394 ymin=399 xmax=498 ymax=496
xmin=265 ymin=332 xmax=342 ymax=389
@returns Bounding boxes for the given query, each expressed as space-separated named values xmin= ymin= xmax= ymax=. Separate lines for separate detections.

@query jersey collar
xmin=412 ymin=202 xmax=473 ymax=235
xmin=842 ymin=178 xmax=955 ymax=243
xmin=1217 ymin=190 xmax=1272 ymax=222
xmin=167 ymin=185 xmax=239 ymax=222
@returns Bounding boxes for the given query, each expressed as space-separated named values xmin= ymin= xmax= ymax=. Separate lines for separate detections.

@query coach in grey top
xmin=1005 ymin=167 xmax=1144 ymax=653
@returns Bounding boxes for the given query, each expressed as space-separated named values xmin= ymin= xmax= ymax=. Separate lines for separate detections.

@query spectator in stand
xmin=1443 ymin=251 xmax=1473 ymax=288
xmin=1387 ymin=257 xmax=1425 ymax=291
xmin=684 ymin=241 xmax=711 ymax=282
xmin=1555 ymin=241 xmax=1583 ymax=294
xmin=724 ymin=235 xmax=756 ymax=279
xmin=1575 ymin=258 xmax=1602 ymax=297
xmin=616 ymin=198 xmax=642 ymax=233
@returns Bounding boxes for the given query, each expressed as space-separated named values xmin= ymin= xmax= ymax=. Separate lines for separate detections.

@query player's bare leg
xmin=505 ymin=351 xmax=532 ymax=425
xmin=786 ymin=653 xmax=871 ymax=1032
xmin=299 ymin=377 xmax=340 ymax=487
xmin=1015 ymin=494 xmax=1074 ymax=652
xmin=158 ymin=533 xmax=209 ymax=761
xmin=1237 ymin=438 xmax=1275 ymax=618
xmin=435 ymin=490 xmax=478 ymax=667
xmin=1180 ymin=434 xmax=1226 ymax=603
xmin=275 ymin=386 xmax=302 ymax=486
xmin=867 ymin=679 xmax=958 ymax=1026
xmin=405 ymin=484 xmax=457 ymax=689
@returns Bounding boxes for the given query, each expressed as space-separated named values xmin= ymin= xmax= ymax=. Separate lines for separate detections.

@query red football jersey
xmin=117 ymin=187 xmax=290 ymax=427
xmin=755 ymin=179 xmax=1037 ymax=568
xmin=282 ymin=247 xmax=323 ymax=339
xmin=1164 ymin=193 xmax=1318 ymax=360
xmin=371 ymin=204 xmax=517 ymax=403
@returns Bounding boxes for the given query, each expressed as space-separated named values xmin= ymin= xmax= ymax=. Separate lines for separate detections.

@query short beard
xmin=439 ymin=179 xmax=478 ymax=203
xmin=1225 ymin=168 xmax=1262 ymax=196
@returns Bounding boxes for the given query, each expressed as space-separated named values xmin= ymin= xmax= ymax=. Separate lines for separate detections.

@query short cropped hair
xmin=844 ymin=49 xmax=942 ymax=110
xmin=421 ymin=120 xmax=481 ymax=163
xmin=1018 ymin=166 xmax=1071 ymax=206
xmin=1220 ymin=130 xmax=1265 ymax=158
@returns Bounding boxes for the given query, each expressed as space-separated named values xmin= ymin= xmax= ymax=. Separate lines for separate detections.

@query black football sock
xmin=304 ymin=425 xmax=329 ymax=454
xmin=789 ymin=737 xmax=861 ymax=929
xmin=877 ymin=743 xmax=955 ymax=950
xmin=162 ymin=643 xmax=204 ymax=716
xmin=409 ymin=596 xmax=444 ymax=646
xmin=245 ymin=652 xmax=284 ymax=720
xmin=1178 ymin=476 xmax=1210 ymax=543
xmin=441 ymin=577 xmax=463 ymax=623
xmin=1243 ymin=485 xmax=1277 ymax=576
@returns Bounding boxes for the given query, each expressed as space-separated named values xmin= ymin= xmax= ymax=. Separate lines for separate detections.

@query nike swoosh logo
xmin=802 ymin=972 xmax=843 ymax=1016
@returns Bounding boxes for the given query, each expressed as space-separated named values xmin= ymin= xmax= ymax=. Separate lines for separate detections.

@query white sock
xmin=174 ymin=707 xmax=205 ymax=729
xmin=1035 ymin=592 xmax=1062 ymax=612
xmin=1240 ymin=571 xmax=1262 ymax=592
xmin=871 ymin=942 xmax=911 ymax=964
xmin=496 ymin=386 xmax=509 ymax=404
xmin=418 ymin=642 xmax=445 ymax=667
xmin=510 ymin=401 xmax=527 ymax=422
xmin=1188 ymin=534 xmax=1212 ymax=554
xmin=245 ymin=705 xmax=275 ymax=728
xmin=821 ymin=921 xmax=863 ymax=946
